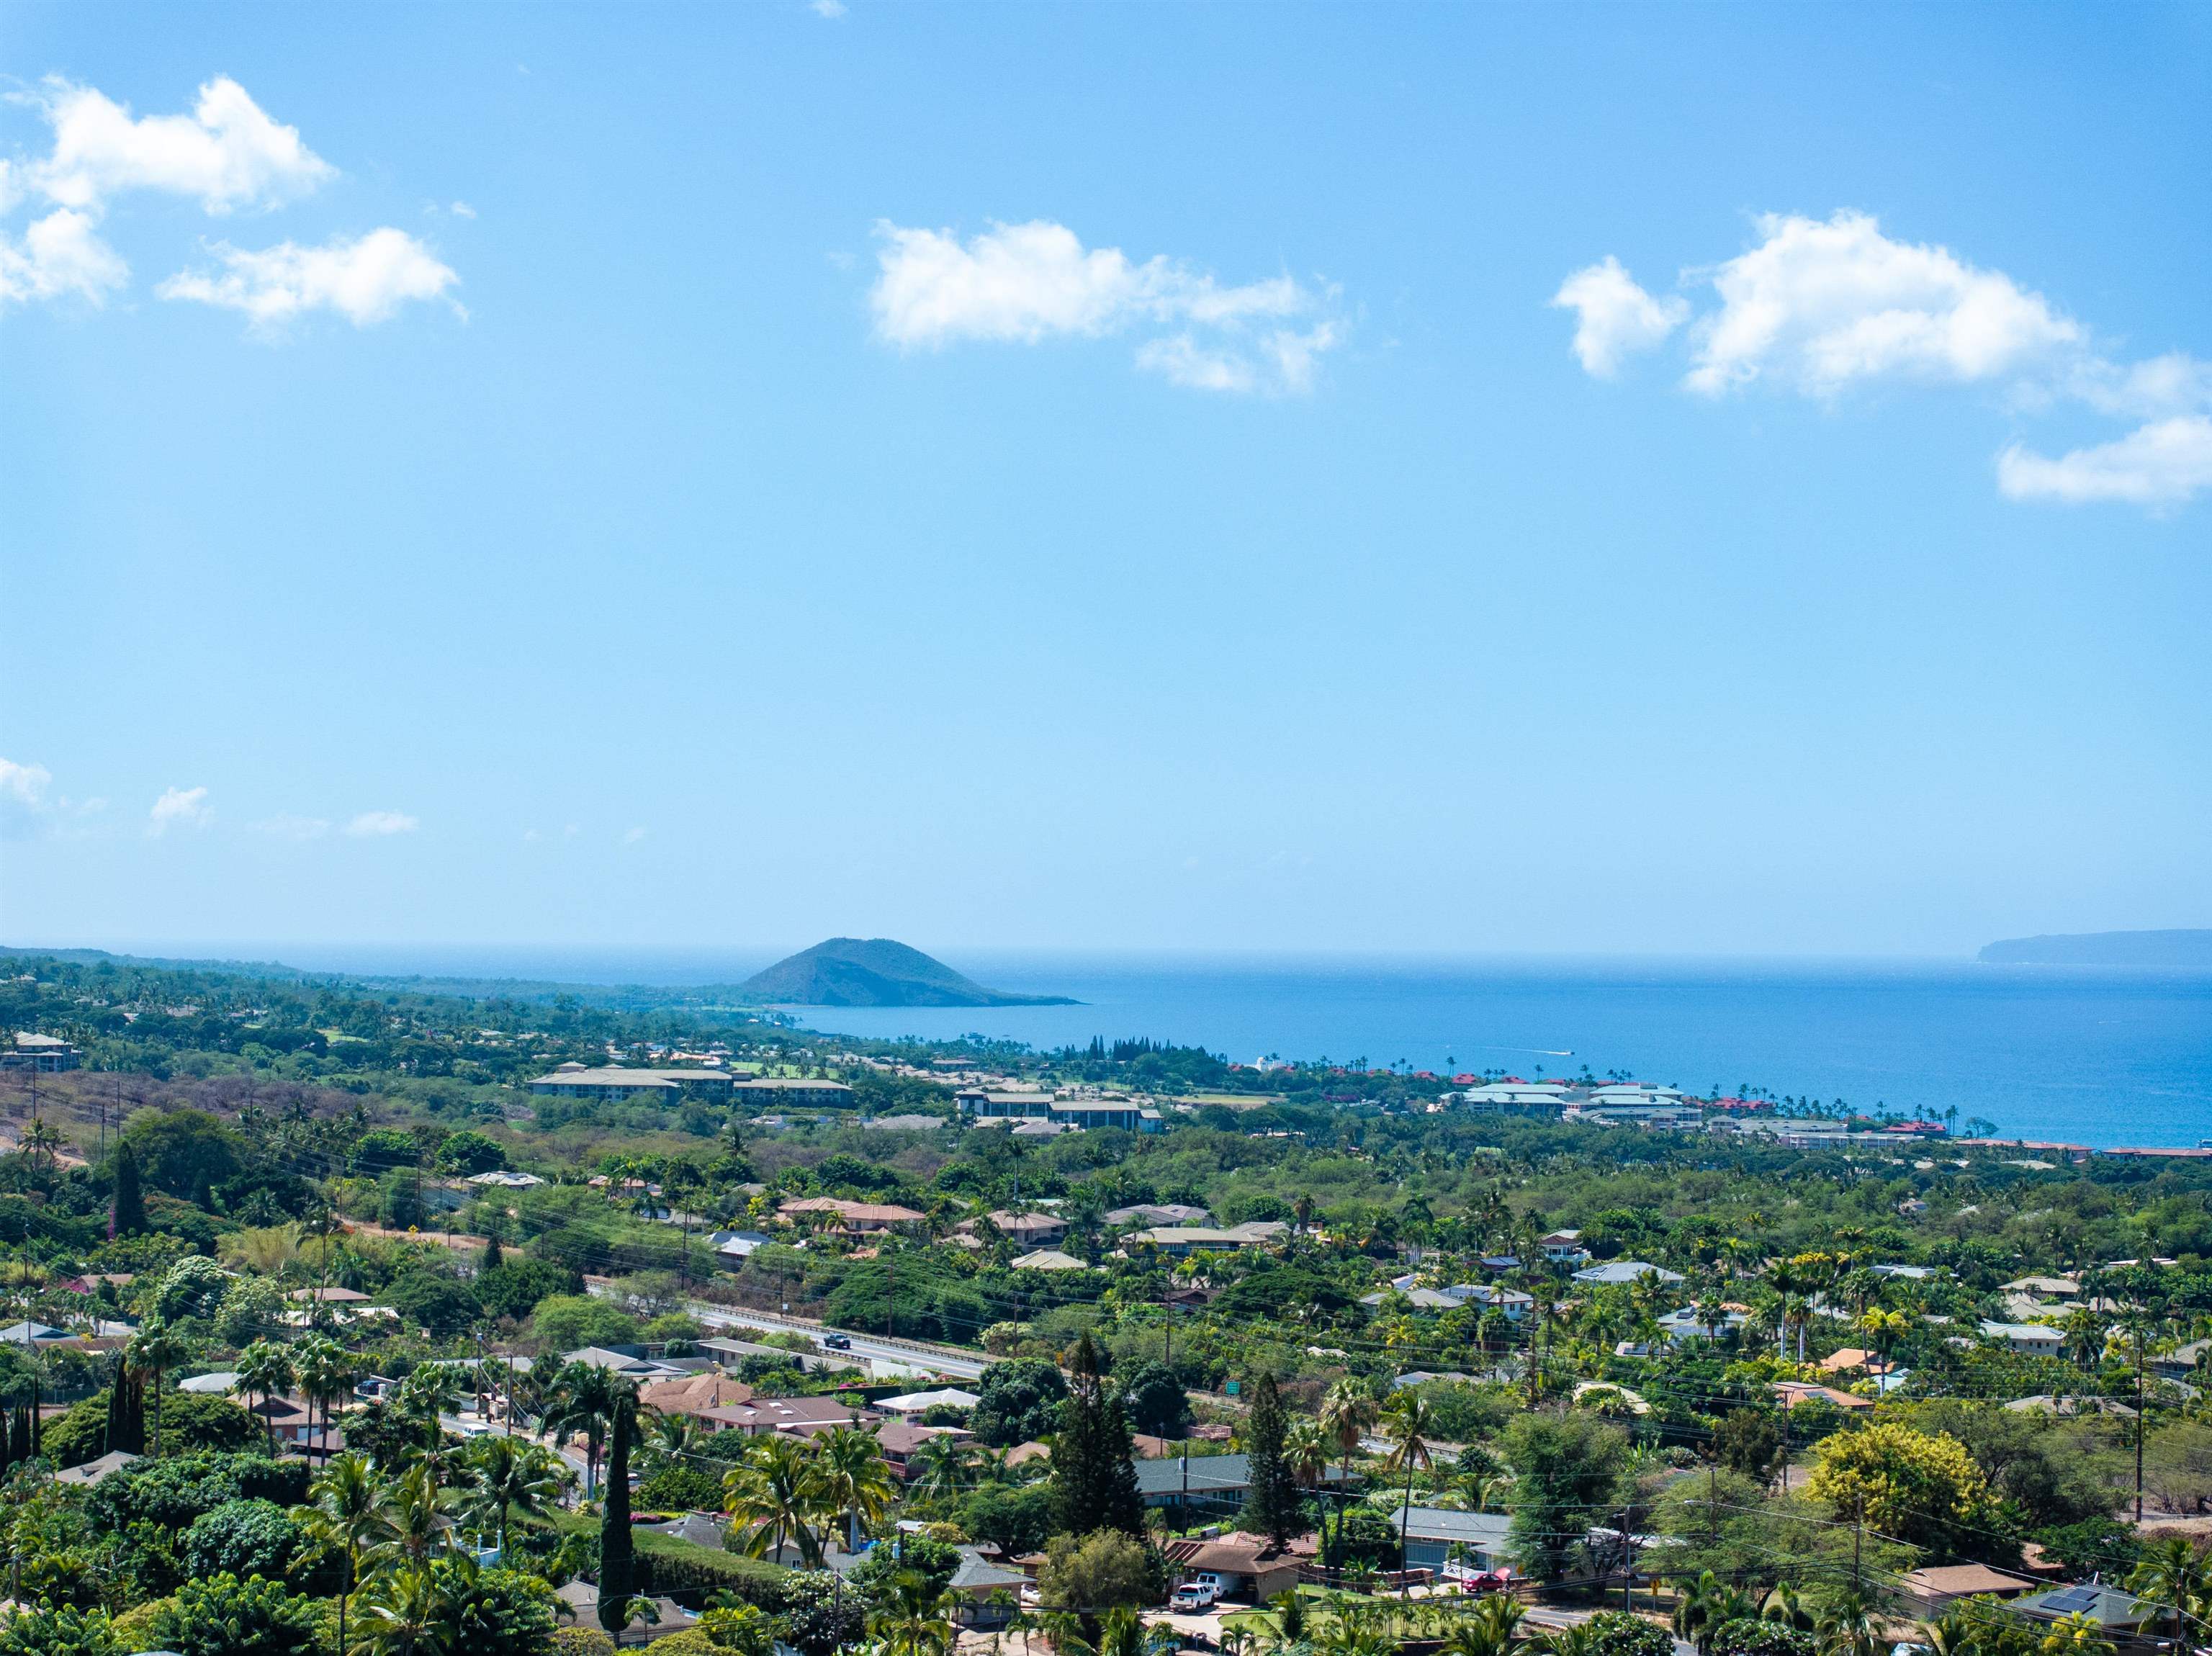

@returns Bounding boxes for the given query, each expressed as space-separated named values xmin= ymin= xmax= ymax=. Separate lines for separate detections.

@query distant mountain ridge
xmin=1979 ymin=930 xmax=2212 ymax=968
xmin=737 ymin=938 xmax=1076 ymax=1007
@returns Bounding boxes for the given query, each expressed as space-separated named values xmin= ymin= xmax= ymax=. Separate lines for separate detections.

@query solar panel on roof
xmin=2040 ymin=1588 xmax=2099 ymax=1615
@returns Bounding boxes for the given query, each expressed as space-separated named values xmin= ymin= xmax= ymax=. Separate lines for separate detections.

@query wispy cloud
xmin=811 ymin=0 xmax=848 ymax=17
xmin=148 ymin=785 xmax=211 ymax=835
xmin=1999 ymin=416 xmax=2212 ymax=509
xmin=1555 ymin=210 xmax=2211 ymax=509
xmin=344 ymin=810 xmax=419 ymax=837
xmin=871 ymin=218 xmax=1341 ymax=395
xmin=622 ymin=826 xmax=648 ymax=845
xmin=161 ymin=228 xmax=462 ymax=329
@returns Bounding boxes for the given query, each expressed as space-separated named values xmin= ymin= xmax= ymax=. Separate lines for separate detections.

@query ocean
xmin=195 ymin=945 xmax=2212 ymax=1151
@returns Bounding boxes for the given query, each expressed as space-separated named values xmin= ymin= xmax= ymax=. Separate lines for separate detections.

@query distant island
xmin=1979 ymin=929 xmax=2212 ymax=968
xmin=737 ymin=937 xmax=1078 ymax=1007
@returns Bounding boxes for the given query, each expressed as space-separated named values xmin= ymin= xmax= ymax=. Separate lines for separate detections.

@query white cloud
xmin=1550 ymin=256 xmax=1688 ymax=377
xmin=871 ymin=218 xmax=1336 ymax=394
xmin=449 ymin=201 xmax=476 ymax=220
xmin=148 ymin=786 xmax=211 ymax=834
xmin=159 ymin=228 xmax=461 ymax=328
xmin=0 ymin=208 xmax=127 ymax=306
xmin=1 ymin=760 xmax=52 ymax=808
xmin=1556 ymin=209 xmax=2209 ymax=511
xmin=1686 ymin=211 xmax=2079 ymax=396
xmin=623 ymin=826 xmax=648 ymax=844
xmin=811 ymin=0 xmax=848 ymax=15
xmin=22 ymin=76 xmax=332 ymax=215
xmin=1998 ymin=416 xmax=2212 ymax=508
xmin=251 ymin=812 xmax=331 ymax=840
xmin=345 ymin=810 xmax=419 ymax=837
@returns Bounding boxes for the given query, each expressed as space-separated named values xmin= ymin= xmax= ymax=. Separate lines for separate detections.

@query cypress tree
xmin=1240 ymin=1372 xmax=1300 ymax=1547
xmin=598 ymin=1388 xmax=638 ymax=1634
xmin=478 ymin=1228 xmax=503 ymax=1272
xmin=111 ymin=1144 xmax=145 ymax=1238
xmin=1051 ymin=1333 xmax=1146 ymax=1541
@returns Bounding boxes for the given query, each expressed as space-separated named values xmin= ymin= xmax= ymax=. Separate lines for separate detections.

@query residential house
xmin=1979 ymin=1321 xmax=2066 ymax=1358
xmin=966 ymin=1210 xmax=1068 ymax=1247
xmin=698 ymin=1395 xmax=875 ymax=1437
xmin=1012 ymin=1249 xmax=1089 ymax=1272
xmin=945 ymin=1548 xmax=1029 ymax=1626
xmin=1105 ymin=1203 xmax=1212 ymax=1227
xmin=2 ymin=1032 xmax=80 ymax=1073
xmin=1540 ymin=1229 xmax=1590 ymax=1263
xmin=1443 ymin=1284 xmax=1534 ymax=1320
xmin=1392 ymin=1508 xmax=1514 ymax=1572
xmin=563 ymin=1346 xmax=685 ymax=1379
xmin=1572 ymin=1260 xmax=1686 ymax=1286
xmin=712 ymin=1230 xmax=775 ymax=1260
xmin=876 ymin=1387 xmax=980 ymax=1417
xmin=466 ymin=1170 xmax=545 ymax=1188
xmin=2010 ymin=1585 xmax=2159 ymax=1635
xmin=53 ymin=1450 xmax=138 ymax=1487
xmin=778 ymin=1197 xmax=927 ymax=1235
xmin=874 ymin=1421 xmax=968 ymax=1480
xmin=639 ymin=1372 xmax=756 ymax=1421
xmin=1773 ymin=1381 xmax=1876 ymax=1414
xmin=1657 ymin=1305 xmax=1748 ymax=1343
xmin=1136 ymin=1453 xmax=1346 ymax=1511
xmin=1902 ymin=1564 xmax=2042 ymax=1614
xmin=1128 ymin=1223 xmax=1285 ymax=1258
xmin=1161 ymin=1532 xmax=1312 ymax=1603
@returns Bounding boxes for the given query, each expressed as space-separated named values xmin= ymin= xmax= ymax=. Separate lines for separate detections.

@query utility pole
xmin=1852 ymin=1495 xmax=1864 ymax=1600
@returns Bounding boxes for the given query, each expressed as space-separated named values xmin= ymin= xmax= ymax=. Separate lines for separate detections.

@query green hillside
xmin=736 ymin=937 xmax=1076 ymax=1006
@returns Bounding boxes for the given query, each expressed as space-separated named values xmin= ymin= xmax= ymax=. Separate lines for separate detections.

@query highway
xmin=683 ymin=1300 xmax=989 ymax=1380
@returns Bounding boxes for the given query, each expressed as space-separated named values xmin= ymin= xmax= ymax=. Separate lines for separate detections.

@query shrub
xmin=383 ymin=1268 xmax=482 ymax=1338
xmin=476 ymin=1257 xmax=584 ymax=1323
xmin=1036 ymin=1529 xmax=1161 ymax=1619
xmin=142 ymin=1572 xmax=322 ymax=1656
xmin=1712 ymin=1620 xmax=1818 ymax=1656
xmin=637 ymin=1463 xmax=727 ymax=1513
xmin=181 ymin=1498 xmax=306 ymax=1581
xmin=441 ymin=1560 xmax=559 ymax=1656
xmin=698 ymin=1604 xmax=774 ymax=1656
xmin=109 ymin=1601 xmax=169 ymax=1653
xmin=161 ymin=1390 xmax=274 ymax=1456
xmin=770 ymin=1571 xmax=863 ymax=1656
xmin=156 ymin=1256 xmax=233 ymax=1322
xmin=850 ymin=1534 xmax=961 ymax=1608
xmin=552 ymin=1629 xmax=616 ymax=1656
xmin=1583 ymin=1611 xmax=1676 ymax=1656
xmin=634 ymin=1532 xmax=785 ymax=1598
xmin=0 ymin=1605 xmax=117 ymax=1656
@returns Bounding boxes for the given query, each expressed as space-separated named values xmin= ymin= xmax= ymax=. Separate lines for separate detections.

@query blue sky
xmin=4 ymin=3 xmax=2208 ymax=960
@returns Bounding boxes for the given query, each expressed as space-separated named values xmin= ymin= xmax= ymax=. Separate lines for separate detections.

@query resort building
xmin=529 ymin=1063 xmax=734 ymax=1104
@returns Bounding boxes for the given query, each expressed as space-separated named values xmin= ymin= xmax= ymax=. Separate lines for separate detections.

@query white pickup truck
xmin=1169 ymin=1575 xmax=1222 ymax=1611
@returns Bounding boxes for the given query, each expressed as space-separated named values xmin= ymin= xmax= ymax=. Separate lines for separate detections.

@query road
xmin=683 ymin=1300 xmax=989 ymax=1380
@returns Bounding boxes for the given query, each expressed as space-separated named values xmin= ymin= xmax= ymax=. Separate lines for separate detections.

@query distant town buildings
xmin=2 ymin=1032 xmax=80 ymax=1073
xmin=529 ymin=1063 xmax=733 ymax=1103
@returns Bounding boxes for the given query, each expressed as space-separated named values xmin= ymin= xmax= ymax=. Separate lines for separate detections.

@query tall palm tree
xmin=296 ymin=1450 xmax=393 ymax=1656
xmin=1285 ymin=1417 xmax=1332 ymax=1508
xmin=1381 ymin=1390 xmax=1435 ymax=1591
xmin=541 ymin=1359 xmax=621 ymax=1498
xmin=455 ymin=1434 xmax=566 ymax=1562
xmin=125 ymin=1318 xmax=187 ymax=1457
xmin=293 ymin=1333 xmax=355 ymax=1459
xmin=724 ymin=1432 xmax=824 ymax=1566
xmin=235 ymin=1338 xmax=297 ymax=1456
xmin=1318 ymin=1378 xmax=1377 ymax=1567
xmin=814 ymin=1425 xmax=896 ymax=1554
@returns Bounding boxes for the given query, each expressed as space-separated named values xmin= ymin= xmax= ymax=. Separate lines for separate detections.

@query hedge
xmin=634 ymin=1533 xmax=789 ymax=1601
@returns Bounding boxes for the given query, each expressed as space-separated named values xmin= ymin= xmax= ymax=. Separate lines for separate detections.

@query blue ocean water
xmin=202 ymin=945 xmax=2212 ymax=1151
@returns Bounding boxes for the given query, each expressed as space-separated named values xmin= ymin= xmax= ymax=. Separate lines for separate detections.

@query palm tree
xmin=1381 ymin=1390 xmax=1435 ymax=1590
xmin=2063 ymin=1307 xmax=2108 ymax=1372
xmin=642 ymin=1405 xmax=706 ymax=1467
xmin=724 ymin=1431 xmax=824 ymax=1565
xmin=868 ymin=1569 xmax=962 ymax=1656
xmin=294 ymin=1333 xmax=355 ymax=1459
xmin=2126 ymin=1535 xmax=2209 ymax=1642
xmin=1441 ymin=1595 xmax=1522 ymax=1656
xmin=125 ymin=1318 xmax=187 ymax=1457
xmin=1318 ymin=1378 xmax=1377 ymax=1567
xmin=370 ymin=1462 xmax=454 ymax=1570
xmin=908 ymin=1432 xmax=981 ymax=1512
xmin=297 ymin=1450 xmax=393 ymax=1656
xmin=356 ymin=1561 xmax=454 ymax=1656
xmin=235 ymin=1338 xmax=297 ymax=1455
xmin=455 ymin=1434 xmax=566 ymax=1562
xmin=541 ymin=1359 xmax=621 ymax=1498
xmin=812 ymin=1423 xmax=896 ymax=1554
xmin=1286 ymin=1417 xmax=1333 ymax=1508
xmin=1815 ymin=1591 xmax=1881 ymax=1656
xmin=1673 ymin=1571 xmax=1758 ymax=1656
